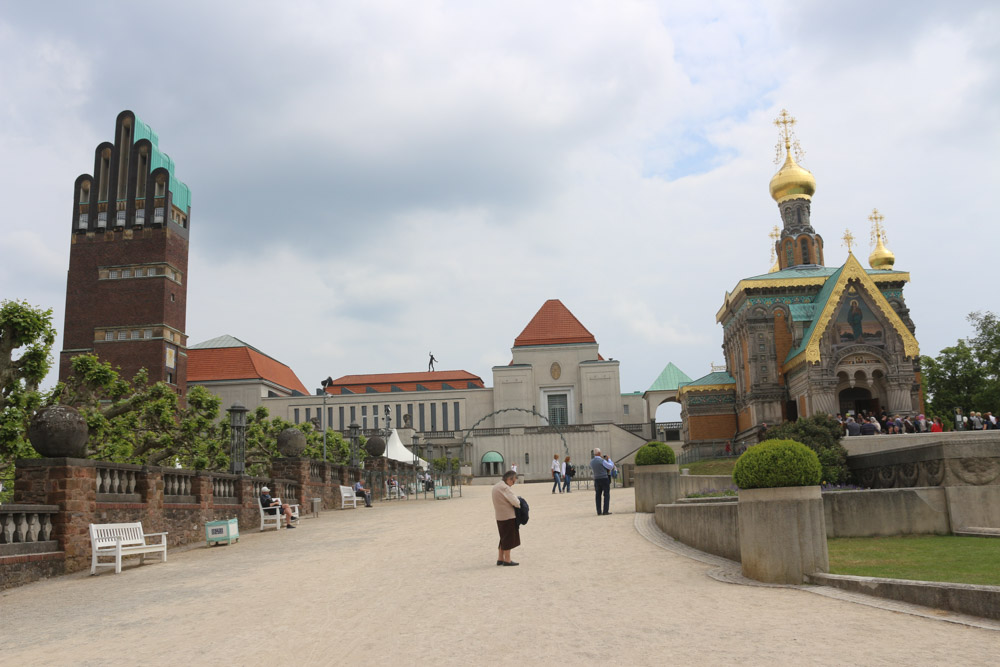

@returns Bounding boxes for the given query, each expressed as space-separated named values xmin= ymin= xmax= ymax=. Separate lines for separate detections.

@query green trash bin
xmin=206 ymin=518 xmax=239 ymax=546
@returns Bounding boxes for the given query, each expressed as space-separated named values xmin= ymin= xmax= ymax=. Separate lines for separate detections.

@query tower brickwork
xmin=59 ymin=110 xmax=191 ymax=397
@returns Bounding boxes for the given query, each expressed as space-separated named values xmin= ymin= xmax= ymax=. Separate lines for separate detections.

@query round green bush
xmin=635 ymin=441 xmax=676 ymax=466
xmin=732 ymin=439 xmax=822 ymax=489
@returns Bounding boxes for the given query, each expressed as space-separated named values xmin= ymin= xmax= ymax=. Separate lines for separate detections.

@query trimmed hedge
xmin=733 ymin=439 xmax=822 ymax=489
xmin=635 ymin=441 xmax=676 ymax=466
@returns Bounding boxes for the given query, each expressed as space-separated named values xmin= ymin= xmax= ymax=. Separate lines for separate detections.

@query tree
xmin=921 ymin=310 xmax=1000 ymax=420
xmin=765 ymin=413 xmax=850 ymax=484
xmin=0 ymin=300 xmax=57 ymax=497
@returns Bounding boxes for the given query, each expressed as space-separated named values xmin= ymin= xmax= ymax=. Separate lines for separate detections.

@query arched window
xmin=98 ymin=149 xmax=111 ymax=202
xmin=800 ymin=237 xmax=810 ymax=264
xmin=116 ymin=119 xmax=132 ymax=200
xmin=135 ymin=147 xmax=148 ymax=199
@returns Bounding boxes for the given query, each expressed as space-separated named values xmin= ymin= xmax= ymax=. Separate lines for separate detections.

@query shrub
xmin=733 ymin=439 xmax=822 ymax=489
xmin=635 ymin=441 xmax=676 ymax=466
xmin=766 ymin=414 xmax=851 ymax=484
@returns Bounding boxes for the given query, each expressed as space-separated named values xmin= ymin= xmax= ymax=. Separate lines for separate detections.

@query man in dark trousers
xmin=590 ymin=448 xmax=614 ymax=516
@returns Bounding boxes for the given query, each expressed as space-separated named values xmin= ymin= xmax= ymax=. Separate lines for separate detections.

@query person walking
xmin=551 ymin=454 xmax=563 ymax=494
xmin=492 ymin=470 xmax=522 ymax=566
xmin=562 ymin=456 xmax=574 ymax=493
xmin=590 ymin=448 xmax=614 ymax=516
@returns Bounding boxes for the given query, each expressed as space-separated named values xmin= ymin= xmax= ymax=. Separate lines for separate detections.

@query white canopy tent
xmin=382 ymin=429 xmax=429 ymax=470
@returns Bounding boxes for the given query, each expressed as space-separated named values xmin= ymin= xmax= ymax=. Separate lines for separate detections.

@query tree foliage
xmin=0 ymin=300 xmax=57 ymax=495
xmin=922 ymin=311 xmax=1000 ymax=420
xmin=766 ymin=413 xmax=849 ymax=484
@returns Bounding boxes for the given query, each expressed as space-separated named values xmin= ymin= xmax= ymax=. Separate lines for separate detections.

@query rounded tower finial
xmin=867 ymin=208 xmax=895 ymax=269
xmin=769 ymin=109 xmax=816 ymax=203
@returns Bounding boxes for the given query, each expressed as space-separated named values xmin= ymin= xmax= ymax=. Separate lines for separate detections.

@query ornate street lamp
xmin=227 ymin=403 xmax=248 ymax=474
xmin=349 ymin=421 xmax=360 ymax=468
xmin=320 ymin=376 xmax=334 ymax=461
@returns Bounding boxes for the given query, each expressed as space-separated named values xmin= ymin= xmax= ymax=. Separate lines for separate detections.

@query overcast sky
xmin=2 ymin=1 xmax=997 ymax=420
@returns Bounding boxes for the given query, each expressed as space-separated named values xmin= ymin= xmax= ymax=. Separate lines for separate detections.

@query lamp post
xmin=349 ymin=421 xmax=360 ymax=468
xmin=227 ymin=403 xmax=248 ymax=474
xmin=320 ymin=377 xmax=333 ymax=461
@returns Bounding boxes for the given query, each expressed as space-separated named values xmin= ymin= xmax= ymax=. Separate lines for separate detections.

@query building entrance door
xmin=839 ymin=387 xmax=879 ymax=417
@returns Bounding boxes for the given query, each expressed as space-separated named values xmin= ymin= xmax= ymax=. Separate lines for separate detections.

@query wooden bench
xmin=89 ymin=522 xmax=167 ymax=575
xmin=340 ymin=485 xmax=363 ymax=508
xmin=259 ymin=498 xmax=300 ymax=531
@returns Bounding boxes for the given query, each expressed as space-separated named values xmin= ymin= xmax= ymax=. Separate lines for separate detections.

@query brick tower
xmin=59 ymin=110 xmax=191 ymax=398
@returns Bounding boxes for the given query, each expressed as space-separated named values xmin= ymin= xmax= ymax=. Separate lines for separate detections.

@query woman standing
xmin=562 ymin=456 xmax=573 ymax=493
xmin=492 ymin=470 xmax=521 ymax=566
xmin=551 ymin=454 xmax=563 ymax=494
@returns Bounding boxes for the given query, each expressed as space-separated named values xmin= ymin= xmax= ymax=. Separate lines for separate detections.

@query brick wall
xmin=688 ymin=413 xmax=738 ymax=441
xmin=4 ymin=456 xmax=417 ymax=589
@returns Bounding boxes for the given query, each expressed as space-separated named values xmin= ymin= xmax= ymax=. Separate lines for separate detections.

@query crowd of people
xmin=837 ymin=409 xmax=997 ymax=436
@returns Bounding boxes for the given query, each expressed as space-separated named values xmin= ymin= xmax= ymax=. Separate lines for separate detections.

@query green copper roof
xmin=481 ymin=451 xmax=503 ymax=463
xmin=784 ymin=264 xmax=845 ymax=362
xmin=682 ymin=370 xmax=736 ymax=387
xmin=789 ymin=303 xmax=817 ymax=321
xmin=742 ymin=266 xmax=909 ymax=282
xmin=647 ymin=362 xmax=693 ymax=392
xmin=133 ymin=114 xmax=191 ymax=214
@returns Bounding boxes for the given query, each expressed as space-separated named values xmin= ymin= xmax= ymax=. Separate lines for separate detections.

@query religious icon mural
xmin=833 ymin=290 xmax=884 ymax=345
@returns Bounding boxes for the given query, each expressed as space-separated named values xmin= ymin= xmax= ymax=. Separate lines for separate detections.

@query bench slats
xmin=90 ymin=522 xmax=167 ymax=575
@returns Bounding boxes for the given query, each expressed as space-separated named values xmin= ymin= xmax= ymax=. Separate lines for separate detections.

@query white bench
xmin=89 ymin=522 xmax=167 ymax=575
xmin=259 ymin=498 xmax=300 ymax=531
xmin=340 ymin=485 xmax=363 ymax=508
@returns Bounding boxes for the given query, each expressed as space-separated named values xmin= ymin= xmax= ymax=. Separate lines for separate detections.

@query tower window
xmin=135 ymin=268 xmax=145 ymax=277
xmin=144 ymin=329 xmax=152 ymax=339
xmin=131 ymin=330 xmax=139 ymax=340
xmin=105 ymin=331 xmax=114 ymax=341
xmin=117 ymin=331 xmax=127 ymax=340
xmin=800 ymin=238 xmax=810 ymax=264
xmin=122 ymin=269 xmax=131 ymax=279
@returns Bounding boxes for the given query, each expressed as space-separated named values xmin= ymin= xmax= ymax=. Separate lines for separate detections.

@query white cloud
xmin=0 ymin=0 xmax=996 ymax=397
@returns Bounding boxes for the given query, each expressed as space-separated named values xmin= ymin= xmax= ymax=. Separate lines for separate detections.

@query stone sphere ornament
xmin=276 ymin=427 xmax=307 ymax=457
xmin=364 ymin=435 xmax=386 ymax=458
xmin=27 ymin=405 xmax=90 ymax=458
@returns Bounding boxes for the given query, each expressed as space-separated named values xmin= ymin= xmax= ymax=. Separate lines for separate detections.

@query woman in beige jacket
xmin=492 ymin=470 xmax=521 ymax=566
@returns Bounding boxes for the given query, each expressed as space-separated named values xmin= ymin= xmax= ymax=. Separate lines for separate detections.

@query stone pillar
xmin=634 ymin=464 xmax=680 ymax=513
xmin=15 ymin=458 xmax=99 ymax=573
xmin=738 ymin=485 xmax=828 ymax=584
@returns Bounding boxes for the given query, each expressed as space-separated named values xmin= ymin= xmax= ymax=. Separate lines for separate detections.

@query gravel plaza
xmin=1 ymin=484 xmax=997 ymax=666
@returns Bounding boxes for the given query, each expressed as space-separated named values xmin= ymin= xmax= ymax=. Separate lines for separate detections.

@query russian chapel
xmin=680 ymin=111 xmax=922 ymax=448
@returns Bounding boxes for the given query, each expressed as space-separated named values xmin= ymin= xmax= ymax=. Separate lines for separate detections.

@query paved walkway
xmin=1 ymin=484 xmax=997 ymax=666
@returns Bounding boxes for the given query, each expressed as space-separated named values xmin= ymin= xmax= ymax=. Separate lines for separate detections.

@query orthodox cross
xmin=773 ymin=109 xmax=805 ymax=165
xmin=769 ymin=225 xmax=781 ymax=264
xmin=774 ymin=109 xmax=796 ymax=148
xmin=868 ymin=208 xmax=888 ymax=246
xmin=842 ymin=229 xmax=856 ymax=254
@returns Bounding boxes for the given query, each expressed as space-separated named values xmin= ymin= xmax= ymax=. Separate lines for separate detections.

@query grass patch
xmin=828 ymin=535 xmax=1000 ymax=586
xmin=683 ymin=458 xmax=736 ymax=476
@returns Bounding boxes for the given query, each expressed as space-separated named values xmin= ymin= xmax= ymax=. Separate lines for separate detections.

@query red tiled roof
xmin=188 ymin=347 xmax=309 ymax=395
xmin=327 ymin=370 xmax=485 ymax=394
xmin=514 ymin=299 xmax=596 ymax=347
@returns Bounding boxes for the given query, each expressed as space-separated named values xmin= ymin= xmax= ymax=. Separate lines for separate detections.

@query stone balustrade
xmin=3 ymin=455 xmax=419 ymax=590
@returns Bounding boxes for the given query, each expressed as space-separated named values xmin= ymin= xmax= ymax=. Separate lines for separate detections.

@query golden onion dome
xmin=869 ymin=233 xmax=895 ymax=270
xmin=769 ymin=151 xmax=816 ymax=203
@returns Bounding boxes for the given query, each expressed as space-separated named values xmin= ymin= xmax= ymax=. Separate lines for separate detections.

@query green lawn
xmin=683 ymin=458 xmax=736 ymax=476
xmin=827 ymin=535 xmax=1000 ymax=586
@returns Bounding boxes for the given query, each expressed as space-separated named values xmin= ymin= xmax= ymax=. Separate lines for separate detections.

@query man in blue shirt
xmin=590 ymin=448 xmax=614 ymax=516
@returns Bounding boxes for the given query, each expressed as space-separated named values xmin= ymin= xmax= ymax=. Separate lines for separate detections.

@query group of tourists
xmin=549 ymin=454 xmax=576 ymax=493
xmin=838 ymin=409 xmax=998 ymax=435
xmin=954 ymin=409 xmax=998 ymax=431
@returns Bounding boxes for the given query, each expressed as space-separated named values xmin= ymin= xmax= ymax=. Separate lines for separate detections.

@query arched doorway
xmin=839 ymin=386 xmax=879 ymax=417
xmin=481 ymin=451 xmax=503 ymax=476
